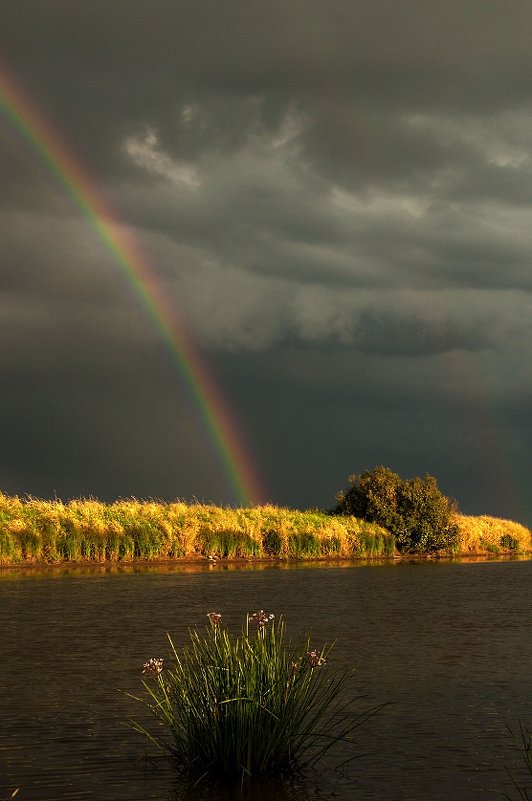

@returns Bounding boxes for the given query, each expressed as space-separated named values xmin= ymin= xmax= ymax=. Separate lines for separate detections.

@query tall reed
xmin=453 ymin=514 xmax=531 ymax=555
xmin=0 ymin=493 xmax=394 ymax=564
xmin=4 ymin=493 xmax=528 ymax=566
xmin=502 ymin=722 xmax=532 ymax=801
xmin=129 ymin=611 xmax=382 ymax=780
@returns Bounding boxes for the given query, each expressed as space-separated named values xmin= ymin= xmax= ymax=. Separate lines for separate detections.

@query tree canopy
xmin=336 ymin=466 xmax=458 ymax=553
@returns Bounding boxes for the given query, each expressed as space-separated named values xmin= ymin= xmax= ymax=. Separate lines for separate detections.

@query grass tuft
xmin=128 ymin=611 xmax=383 ymax=781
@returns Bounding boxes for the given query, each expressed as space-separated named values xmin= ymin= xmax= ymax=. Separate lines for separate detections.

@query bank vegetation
xmin=0 ymin=492 xmax=530 ymax=566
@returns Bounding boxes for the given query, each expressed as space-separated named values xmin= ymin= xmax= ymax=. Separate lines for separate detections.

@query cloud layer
xmin=1 ymin=2 xmax=532 ymax=520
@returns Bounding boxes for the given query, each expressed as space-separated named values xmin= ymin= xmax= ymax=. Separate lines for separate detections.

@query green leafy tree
xmin=336 ymin=466 xmax=458 ymax=553
xmin=335 ymin=466 xmax=401 ymax=530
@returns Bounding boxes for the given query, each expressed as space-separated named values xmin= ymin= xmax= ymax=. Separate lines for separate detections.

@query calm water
xmin=1 ymin=558 xmax=531 ymax=800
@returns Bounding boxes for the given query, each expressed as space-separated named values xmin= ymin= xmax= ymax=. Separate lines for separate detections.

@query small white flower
xmin=142 ymin=657 xmax=164 ymax=676
xmin=250 ymin=610 xmax=275 ymax=628
xmin=307 ymin=649 xmax=326 ymax=668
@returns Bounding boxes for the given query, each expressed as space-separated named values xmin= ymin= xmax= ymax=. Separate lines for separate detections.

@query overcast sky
xmin=1 ymin=1 xmax=532 ymax=522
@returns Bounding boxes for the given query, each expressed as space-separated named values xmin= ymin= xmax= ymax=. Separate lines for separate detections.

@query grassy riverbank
xmin=0 ymin=494 xmax=393 ymax=565
xmin=0 ymin=493 xmax=530 ymax=565
xmin=452 ymin=513 xmax=531 ymax=555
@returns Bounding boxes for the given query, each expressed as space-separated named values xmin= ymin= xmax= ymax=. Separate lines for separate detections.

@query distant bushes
xmin=0 ymin=494 xmax=393 ymax=565
xmin=336 ymin=466 xmax=459 ymax=553
xmin=335 ymin=466 xmax=531 ymax=555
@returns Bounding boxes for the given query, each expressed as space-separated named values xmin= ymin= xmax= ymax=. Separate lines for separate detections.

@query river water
xmin=1 ymin=558 xmax=531 ymax=800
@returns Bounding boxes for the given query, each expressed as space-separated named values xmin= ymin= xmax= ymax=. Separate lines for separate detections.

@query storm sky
xmin=2 ymin=1 xmax=532 ymax=522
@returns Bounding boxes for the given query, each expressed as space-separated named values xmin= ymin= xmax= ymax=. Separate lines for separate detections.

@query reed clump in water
xmin=128 ymin=611 xmax=381 ymax=781
xmin=0 ymin=493 xmax=393 ymax=564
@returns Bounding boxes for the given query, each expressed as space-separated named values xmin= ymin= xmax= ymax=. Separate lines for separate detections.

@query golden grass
xmin=1 ymin=494 xmax=529 ymax=565
xmin=0 ymin=494 xmax=394 ymax=565
xmin=454 ymin=513 xmax=532 ymax=554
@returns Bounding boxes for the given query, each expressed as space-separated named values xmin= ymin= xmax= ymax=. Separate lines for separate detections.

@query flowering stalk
xmin=128 ymin=611 xmax=384 ymax=781
xmin=142 ymin=657 xmax=164 ymax=677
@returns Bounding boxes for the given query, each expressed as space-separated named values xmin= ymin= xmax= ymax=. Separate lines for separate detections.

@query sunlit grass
xmin=127 ymin=611 xmax=383 ymax=781
xmin=1 ymin=493 xmax=529 ymax=565
xmin=0 ymin=493 xmax=393 ymax=565
xmin=453 ymin=514 xmax=531 ymax=555
xmin=2 ymin=789 xmax=20 ymax=800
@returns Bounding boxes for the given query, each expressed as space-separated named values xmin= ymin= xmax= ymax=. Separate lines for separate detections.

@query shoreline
xmin=1 ymin=549 xmax=530 ymax=574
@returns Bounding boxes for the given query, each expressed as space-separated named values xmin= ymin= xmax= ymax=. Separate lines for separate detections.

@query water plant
xmin=128 ymin=611 xmax=382 ymax=781
xmin=501 ymin=721 xmax=532 ymax=800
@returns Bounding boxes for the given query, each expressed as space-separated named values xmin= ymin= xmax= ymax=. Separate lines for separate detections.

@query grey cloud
xmin=4 ymin=1 xmax=532 ymax=100
xmin=3 ymin=0 xmax=532 ymax=177
xmin=3 ymin=1 xmax=532 ymax=519
xmin=114 ymin=110 xmax=532 ymax=297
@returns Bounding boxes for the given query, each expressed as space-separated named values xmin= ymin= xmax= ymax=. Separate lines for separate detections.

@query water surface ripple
xmin=1 ymin=559 xmax=531 ymax=800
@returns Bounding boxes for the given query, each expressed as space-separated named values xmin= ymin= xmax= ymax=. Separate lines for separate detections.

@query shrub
xmin=336 ymin=466 xmax=458 ymax=553
xmin=262 ymin=529 xmax=282 ymax=555
xmin=128 ymin=611 xmax=382 ymax=781
xmin=336 ymin=466 xmax=402 ymax=532
xmin=500 ymin=534 xmax=519 ymax=551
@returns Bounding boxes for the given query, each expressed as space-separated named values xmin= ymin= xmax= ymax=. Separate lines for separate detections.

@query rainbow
xmin=0 ymin=65 xmax=264 ymax=506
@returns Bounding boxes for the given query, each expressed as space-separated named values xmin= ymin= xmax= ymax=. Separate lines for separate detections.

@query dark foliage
xmin=336 ymin=466 xmax=458 ymax=553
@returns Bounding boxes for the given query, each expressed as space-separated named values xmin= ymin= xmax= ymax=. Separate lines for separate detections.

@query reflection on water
xmin=1 ymin=558 xmax=531 ymax=800
xmin=0 ymin=556 xmax=399 ymax=580
xmin=1 ymin=552 xmax=528 ymax=580
xmin=166 ymin=768 xmax=360 ymax=801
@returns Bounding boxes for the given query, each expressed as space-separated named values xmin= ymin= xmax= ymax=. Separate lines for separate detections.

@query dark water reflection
xmin=1 ymin=558 xmax=531 ymax=800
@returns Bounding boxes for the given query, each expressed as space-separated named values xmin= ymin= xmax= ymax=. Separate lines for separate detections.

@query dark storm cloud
xmin=4 ymin=1 xmax=532 ymax=166
xmin=4 ymin=1 xmax=532 ymax=98
xmin=0 ymin=356 xmax=226 ymax=502
xmin=2 ymin=1 xmax=532 ymax=520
